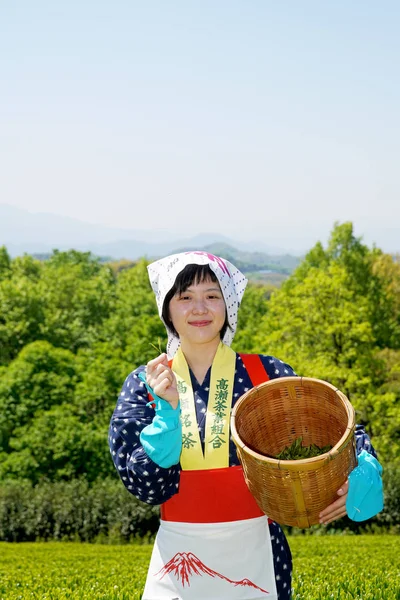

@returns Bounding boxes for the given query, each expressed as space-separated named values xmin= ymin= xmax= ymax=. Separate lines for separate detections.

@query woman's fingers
xmin=147 ymin=364 xmax=173 ymax=388
xmin=320 ymin=507 xmax=347 ymax=525
xmin=152 ymin=371 xmax=173 ymax=390
xmin=145 ymin=354 xmax=179 ymax=407
xmin=338 ymin=480 xmax=349 ymax=495
xmin=146 ymin=353 xmax=168 ymax=374
xmin=154 ymin=376 xmax=173 ymax=397
xmin=319 ymin=499 xmax=346 ymax=523
xmin=154 ymin=362 xmax=171 ymax=378
xmin=319 ymin=480 xmax=349 ymax=525
xmin=152 ymin=372 xmax=179 ymax=408
xmin=146 ymin=354 xmax=170 ymax=384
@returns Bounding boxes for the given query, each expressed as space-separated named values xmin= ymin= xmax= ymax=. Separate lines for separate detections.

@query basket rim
xmin=230 ymin=376 xmax=355 ymax=471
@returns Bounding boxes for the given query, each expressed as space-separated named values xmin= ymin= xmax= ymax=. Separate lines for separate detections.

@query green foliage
xmin=256 ymin=263 xmax=377 ymax=398
xmin=0 ymin=229 xmax=399 ymax=531
xmin=0 ymin=537 xmax=399 ymax=599
xmin=38 ymin=250 xmax=115 ymax=353
xmin=0 ymin=261 xmax=45 ymax=365
xmin=0 ymin=250 xmax=116 ymax=365
xmin=275 ymin=437 xmax=332 ymax=460
xmin=2 ymin=406 xmax=113 ymax=483
xmin=0 ymin=253 xmax=167 ymax=485
xmin=74 ymin=344 xmax=132 ymax=426
xmin=254 ymin=222 xmax=400 ymax=468
xmin=0 ymin=542 xmax=151 ymax=599
xmin=0 ymin=341 xmax=77 ymax=455
xmin=371 ymin=252 xmax=400 ymax=348
xmin=0 ymin=478 xmax=159 ymax=543
xmin=376 ymin=463 xmax=400 ymax=532
xmin=107 ymin=258 xmax=138 ymax=276
xmin=101 ymin=259 xmax=167 ymax=365
xmin=0 ymin=246 xmax=11 ymax=280
xmin=11 ymin=254 xmax=42 ymax=280
xmin=289 ymin=222 xmax=371 ymax=294
xmin=0 ymin=343 xmax=130 ymax=483
xmin=233 ymin=282 xmax=271 ymax=353
xmin=291 ymin=535 xmax=400 ymax=599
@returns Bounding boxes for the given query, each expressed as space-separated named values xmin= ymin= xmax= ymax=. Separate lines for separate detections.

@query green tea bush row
xmin=0 ymin=463 xmax=398 ymax=543
xmin=0 ymin=536 xmax=399 ymax=599
xmin=0 ymin=477 xmax=159 ymax=543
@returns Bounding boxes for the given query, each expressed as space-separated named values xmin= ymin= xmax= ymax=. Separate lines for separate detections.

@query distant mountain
xmin=0 ymin=203 xmax=172 ymax=247
xmin=172 ymin=242 xmax=300 ymax=272
xmin=0 ymin=205 xmax=302 ymax=272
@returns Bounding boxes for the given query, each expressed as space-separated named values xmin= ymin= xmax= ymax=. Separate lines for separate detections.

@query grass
xmin=0 ymin=535 xmax=399 ymax=599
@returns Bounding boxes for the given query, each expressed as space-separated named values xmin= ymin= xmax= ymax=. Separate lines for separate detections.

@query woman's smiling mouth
xmin=189 ymin=320 xmax=212 ymax=327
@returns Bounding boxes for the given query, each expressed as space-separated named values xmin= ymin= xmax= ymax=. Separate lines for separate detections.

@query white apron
xmin=142 ymin=516 xmax=277 ymax=600
xmin=141 ymin=467 xmax=277 ymax=600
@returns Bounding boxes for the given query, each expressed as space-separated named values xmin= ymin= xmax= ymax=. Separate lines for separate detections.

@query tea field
xmin=0 ymin=535 xmax=399 ymax=599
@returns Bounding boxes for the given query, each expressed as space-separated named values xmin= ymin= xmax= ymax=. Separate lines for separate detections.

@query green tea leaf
xmin=275 ymin=436 xmax=332 ymax=460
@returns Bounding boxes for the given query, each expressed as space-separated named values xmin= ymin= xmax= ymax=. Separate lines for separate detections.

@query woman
xmin=109 ymin=251 xmax=380 ymax=600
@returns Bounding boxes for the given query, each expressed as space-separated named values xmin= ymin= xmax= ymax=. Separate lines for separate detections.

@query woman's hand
xmin=319 ymin=480 xmax=349 ymax=525
xmin=146 ymin=354 xmax=179 ymax=409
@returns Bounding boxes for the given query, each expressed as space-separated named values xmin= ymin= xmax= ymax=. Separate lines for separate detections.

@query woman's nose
xmin=192 ymin=299 xmax=207 ymax=313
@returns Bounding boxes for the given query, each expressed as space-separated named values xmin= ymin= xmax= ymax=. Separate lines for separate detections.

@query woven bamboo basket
xmin=230 ymin=376 xmax=356 ymax=528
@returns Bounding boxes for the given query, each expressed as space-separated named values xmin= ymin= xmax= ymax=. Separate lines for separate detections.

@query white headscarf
xmin=147 ymin=251 xmax=248 ymax=357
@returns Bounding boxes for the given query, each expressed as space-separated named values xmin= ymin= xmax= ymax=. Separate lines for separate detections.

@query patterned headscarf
xmin=147 ymin=251 xmax=248 ymax=357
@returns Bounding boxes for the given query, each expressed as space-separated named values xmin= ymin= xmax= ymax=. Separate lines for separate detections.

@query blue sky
xmin=1 ymin=1 xmax=399 ymax=252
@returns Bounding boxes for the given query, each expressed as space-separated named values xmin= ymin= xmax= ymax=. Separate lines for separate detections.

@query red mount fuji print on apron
xmin=155 ymin=552 xmax=270 ymax=594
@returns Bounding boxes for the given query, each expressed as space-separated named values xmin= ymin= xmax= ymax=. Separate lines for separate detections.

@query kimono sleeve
xmin=258 ymin=355 xmax=297 ymax=379
xmin=355 ymin=423 xmax=378 ymax=458
xmin=109 ymin=366 xmax=180 ymax=505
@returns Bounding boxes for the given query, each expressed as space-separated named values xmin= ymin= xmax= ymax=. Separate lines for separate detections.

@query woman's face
xmin=168 ymin=277 xmax=227 ymax=348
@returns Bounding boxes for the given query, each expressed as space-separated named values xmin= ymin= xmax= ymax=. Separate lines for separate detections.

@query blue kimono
xmin=109 ymin=354 xmax=377 ymax=599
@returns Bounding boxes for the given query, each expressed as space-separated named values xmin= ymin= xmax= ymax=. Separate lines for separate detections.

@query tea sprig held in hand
xmin=149 ymin=338 xmax=164 ymax=355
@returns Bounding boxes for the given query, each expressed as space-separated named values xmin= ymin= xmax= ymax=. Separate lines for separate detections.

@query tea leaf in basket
xmin=275 ymin=436 xmax=332 ymax=460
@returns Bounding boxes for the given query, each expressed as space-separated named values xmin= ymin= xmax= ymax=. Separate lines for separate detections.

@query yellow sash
xmin=172 ymin=342 xmax=236 ymax=470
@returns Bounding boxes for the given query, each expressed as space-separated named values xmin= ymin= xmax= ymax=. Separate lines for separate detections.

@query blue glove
xmin=346 ymin=450 xmax=384 ymax=522
xmin=138 ymin=371 xmax=182 ymax=468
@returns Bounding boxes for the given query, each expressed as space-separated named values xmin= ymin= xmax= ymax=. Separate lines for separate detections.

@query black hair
xmin=162 ymin=264 xmax=230 ymax=339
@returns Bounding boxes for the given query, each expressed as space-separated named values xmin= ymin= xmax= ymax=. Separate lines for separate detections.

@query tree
xmin=0 ymin=260 xmax=45 ymax=365
xmin=38 ymin=251 xmax=115 ymax=353
xmin=0 ymin=341 xmax=77 ymax=453
xmin=255 ymin=263 xmax=378 ymax=402
xmin=73 ymin=343 xmax=132 ymax=426
xmin=287 ymin=222 xmax=373 ymax=297
xmin=1 ymin=405 xmax=113 ymax=484
xmin=252 ymin=222 xmax=400 ymax=465
xmin=369 ymin=252 xmax=400 ymax=349
xmin=0 ymin=246 xmax=11 ymax=281
xmin=101 ymin=259 xmax=167 ymax=366
xmin=233 ymin=282 xmax=272 ymax=353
